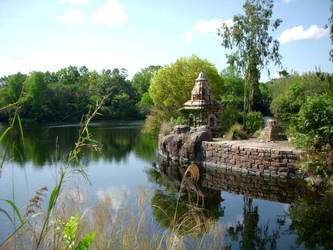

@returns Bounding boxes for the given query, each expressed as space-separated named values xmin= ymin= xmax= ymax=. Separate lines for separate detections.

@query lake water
xmin=0 ymin=121 xmax=332 ymax=249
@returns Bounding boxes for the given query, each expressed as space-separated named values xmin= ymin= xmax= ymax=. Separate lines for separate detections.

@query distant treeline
xmin=0 ymin=65 xmax=160 ymax=122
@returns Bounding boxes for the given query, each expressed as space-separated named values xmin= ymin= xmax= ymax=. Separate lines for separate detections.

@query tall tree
xmin=329 ymin=0 xmax=333 ymax=62
xmin=218 ymin=0 xmax=282 ymax=125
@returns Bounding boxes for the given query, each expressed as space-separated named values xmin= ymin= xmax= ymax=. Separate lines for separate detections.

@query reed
xmin=0 ymin=96 xmax=225 ymax=249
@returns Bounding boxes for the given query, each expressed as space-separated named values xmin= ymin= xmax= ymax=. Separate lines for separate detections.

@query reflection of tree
xmin=0 ymin=121 xmax=157 ymax=167
xmin=226 ymin=197 xmax=279 ymax=250
xmin=133 ymin=133 xmax=158 ymax=163
xmin=288 ymin=192 xmax=333 ymax=249
xmin=148 ymin=164 xmax=224 ymax=238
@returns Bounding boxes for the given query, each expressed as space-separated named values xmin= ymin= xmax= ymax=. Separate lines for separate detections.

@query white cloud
xmin=185 ymin=18 xmax=233 ymax=41
xmin=57 ymin=8 xmax=84 ymax=24
xmin=193 ymin=18 xmax=233 ymax=34
xmin=283 ymin=0 xmax=296 ymax=3
xmin=92 ymin=0 xmax=128 ymax=27
xmin=279 ymin=25 xmax=329 ymax=44
xmin=60 ymin=0 xmax=88 ymax=6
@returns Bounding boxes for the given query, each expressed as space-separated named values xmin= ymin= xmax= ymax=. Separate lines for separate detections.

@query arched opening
xmin=189 ymin=114 xmax=195 ymax=127
xmin=208 ymin=114 xmax=216 ymax=128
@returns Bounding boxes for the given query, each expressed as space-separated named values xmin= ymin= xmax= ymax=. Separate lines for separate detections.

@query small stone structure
xmin=159 ymin=125 xmax=304 ymax=178
xmin=259 ymin=119 xmax=287 ymax=141
xmin=182 ymin=71 xmax=221 ymax=129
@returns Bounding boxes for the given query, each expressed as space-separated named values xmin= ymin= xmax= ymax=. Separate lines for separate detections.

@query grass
xmin=0 ymin=94 xmax=225 ymax=249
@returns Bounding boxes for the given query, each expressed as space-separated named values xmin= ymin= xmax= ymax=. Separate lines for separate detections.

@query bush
xmin=220 ymin=106 xmax=243 ymax=133
xmin=245 ymin=111 xmax=264 ymax=135
xmin=289 ymin=94 xmax=333 ymax=187
xmin=224 ymin=123 xmax=249 ymax=140
xmin=170 ymin=115 xmax=189 ymax=126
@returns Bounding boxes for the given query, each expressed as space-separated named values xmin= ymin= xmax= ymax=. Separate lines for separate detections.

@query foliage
xmin=170 ymin=114 xmax=189 ymax=127
xmin=224 ymin=123 xmax=249 ymax=140
xmin=142 ymin=107 xmax=174 ymax=135
xmin=56 ymin=214 xmax=96 ymax=250
xmin=219 ymin=66 xmax=244 ymax=132
xmin=220 ymin=106 xmax=243 ymax=133
xmin=149 ymin=55 xmax=224 ymax=109
xmin=131 ymin=65 xmax=161 ymax=96
xmin=289 ymin=94 xmax=333 ymax=186
xmin=0 ymin=66 xmax=153 ymax=122
xmin=270 ymin=72 xmax=333 ymax=119
xmin=245 ymin=111 xmax=264 ymax=135
xmin=220 ymin=66 xmax=244 ymax=110
xmin=218 ymin=0 xmax=281 ymax=112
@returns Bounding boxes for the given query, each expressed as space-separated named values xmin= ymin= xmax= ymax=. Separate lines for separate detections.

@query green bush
xmin=289 ymin=94 xmax=333 ymax=186
xmin=220 ymin=106 xmax=243 ymax=133
xmin=224 ymin=123 xmax=249 ymax=140
xmin=245 ymin=111 xmax=264 ymax=135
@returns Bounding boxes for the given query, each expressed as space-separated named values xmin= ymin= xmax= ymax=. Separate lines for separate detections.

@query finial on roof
xmin=196 ymin=71 xmax=207 ymax=81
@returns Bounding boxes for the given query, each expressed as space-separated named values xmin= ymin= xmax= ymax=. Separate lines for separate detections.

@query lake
xmin=0 ymin=120 xmax=332 ymax=249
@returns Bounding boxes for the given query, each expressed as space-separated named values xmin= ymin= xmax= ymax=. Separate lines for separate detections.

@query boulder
xmin=159 ymin=125 xmax=212 ymax=162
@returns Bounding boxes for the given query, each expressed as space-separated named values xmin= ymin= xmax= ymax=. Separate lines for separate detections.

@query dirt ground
xmin=212 ymin=137 xmax=302 ymax=152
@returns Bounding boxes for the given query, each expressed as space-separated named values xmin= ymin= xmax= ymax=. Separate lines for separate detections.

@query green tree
xmin=7 ymin=72 xmax=27 ymax=102
xmin=132 ymin=65 xmax=161 ymax=117
xmin=218 ymin=0 xmax=282 ymax=125
xmin=149 ymin=55 xmax=224 ymax=109
xmin=132 ymin=65 xmax=161 ymax=96
xmin=23 ymin=72 xmax=49 ymax=120
xmin=270 ymin=72 xmax=333 ymax=119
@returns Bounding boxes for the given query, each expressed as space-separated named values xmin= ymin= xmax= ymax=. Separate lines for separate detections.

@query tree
xmin=149 ymin=55 xmax=224 ymax=109
xmin=218 ymin=0 xmax=282 ymax=126
xmin=7 ymin=72 xmax=27 ymax=102
xmin=329 ymin=0 xmax=333 ymax=62
xmin=23 ymin=72 xmax=49 ymax=120
xmin=132 ymin=65 xmax=161 ymax=96
xmin=132 ymin=65 xmax=161 ymax=117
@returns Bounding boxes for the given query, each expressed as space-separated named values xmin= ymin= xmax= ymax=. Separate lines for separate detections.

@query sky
xmin=0 ymin=0 xmax=331 ymax=81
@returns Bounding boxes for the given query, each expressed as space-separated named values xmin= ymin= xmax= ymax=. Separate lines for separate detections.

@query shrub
xmin=224 ymin=123 xmax=249 ymax=140
xmin=170 ymin=115 xmax=189 ymax=126
xmin=245 ymin=111 xmax=264 ymax=135
xmin=220 ymin=106 xmax=243 ymax=133
xmin=289 ymin=94 xmax=333 ymax=187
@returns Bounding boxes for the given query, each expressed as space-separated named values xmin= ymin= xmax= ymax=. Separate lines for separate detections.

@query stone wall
xmin=159 ymin=125 xmax=304 ymax=179
xmin=202 ymin=141 xmax=302 ymax=178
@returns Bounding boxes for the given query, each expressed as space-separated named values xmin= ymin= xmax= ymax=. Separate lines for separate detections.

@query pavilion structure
xmin=183 ymin=71 xmax=221 ymax=129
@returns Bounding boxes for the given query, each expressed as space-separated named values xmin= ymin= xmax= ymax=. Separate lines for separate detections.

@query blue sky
xmin=0 ymin=0 xmax=331 ymax=81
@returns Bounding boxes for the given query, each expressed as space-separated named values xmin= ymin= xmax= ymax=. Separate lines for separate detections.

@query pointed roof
xmin=183 ymin=71 xmax=220 ymax=110
xmin=196 ymin=71 xmax=207 ymax=81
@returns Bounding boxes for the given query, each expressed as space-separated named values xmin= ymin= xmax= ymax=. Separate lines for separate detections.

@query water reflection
xmin=288 ymin=192 xmax=333 ymax=249
xmin=152 ymin=158 xmax=332 ymax=248
xmin=0 ymin=121 xmax=157 ymax=167
xmin=148 ymin=163 xmax=224 ymax=238
xmin=226 ymin=197 xmax=280 ymax=249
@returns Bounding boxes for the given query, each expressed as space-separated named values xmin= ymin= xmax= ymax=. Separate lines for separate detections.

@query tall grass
xmin=0 ymin=95 xmax=225 ymax=249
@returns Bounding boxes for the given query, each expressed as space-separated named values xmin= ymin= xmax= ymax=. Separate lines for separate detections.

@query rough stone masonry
xmin=159 ymin=125 xmax=304 ymax=178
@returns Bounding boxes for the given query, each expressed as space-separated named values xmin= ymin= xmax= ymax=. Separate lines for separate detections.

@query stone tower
xmin=183 ymin=71 xmax=221 ymax=129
